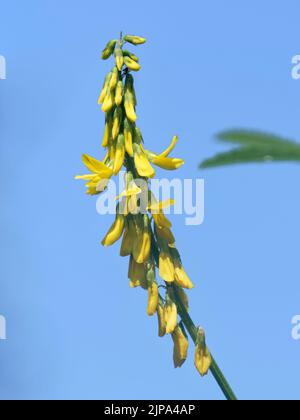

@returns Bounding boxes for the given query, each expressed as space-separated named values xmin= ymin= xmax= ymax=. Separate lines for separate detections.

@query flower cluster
xmin=76 ymin=34 xmax=212 ymax=377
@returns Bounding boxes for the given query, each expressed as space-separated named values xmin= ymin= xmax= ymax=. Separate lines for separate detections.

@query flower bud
xmin=101 ymin=40 xmax=117 ymax=60
xmin=194 ymin=328 xmax=212 ymax=377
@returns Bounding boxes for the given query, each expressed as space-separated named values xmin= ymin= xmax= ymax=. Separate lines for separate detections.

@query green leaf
xmin=200 ymin=130 xmax=300 ymax=169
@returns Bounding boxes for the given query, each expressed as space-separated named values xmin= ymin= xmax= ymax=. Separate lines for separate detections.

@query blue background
xmin=1 ymin=0 xmax=300 ymax=400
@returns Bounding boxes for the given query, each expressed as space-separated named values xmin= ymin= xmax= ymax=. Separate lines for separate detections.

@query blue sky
xmin=1 ymin=0 xmax=300 ymax=400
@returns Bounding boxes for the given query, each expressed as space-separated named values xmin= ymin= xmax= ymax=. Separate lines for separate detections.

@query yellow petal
xmin=82 ymin=154 xmax=113 ymax=176
xmin=160 ymin=136 xmax=178 ymax=158
xmin=101 ymin=215 xmax=125 ymax=247
xmin=151 ymin=156 xmax=185 ymax=171
xmin=134 ymin=151 xmax=155 ymax=178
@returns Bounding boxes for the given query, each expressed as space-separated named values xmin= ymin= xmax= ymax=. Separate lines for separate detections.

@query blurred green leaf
xmin=200 ymin=130 xmax=300 ymax=169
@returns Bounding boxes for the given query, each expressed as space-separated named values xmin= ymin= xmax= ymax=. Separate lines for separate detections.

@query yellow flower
xmin=114 ymin=45 xmax=124 ymax=71
xmin=102 ymin=89 xmax=114 ymax=113
xmin=120 ymin=221 xmax=134 ymax=257
xmin=194 ymin=328 xmax=212 ymax=377
xmin=147 ymin=281 xmax=159 ymax=316
xmin=128 ymin=256 xmax=147 ymax=289
xmin=115 ymin=81 xmax=123 ymax=106
xmin=116 ymin=175 xmax=142 ymax=215
xmin=145 ymin=136 xmax=184 ymax=171
xmin=113 ymin=134 xmax=125 ymax=175
xmin=155 ymin=225 xmax=176 ymax=247
xmin=150 ymin=155 xmax=184 ymax=171
xmin=174 ymin=264 xmax=194 ymax=290
xmin=124 ymin=56 xmax=141 ymax=72
xmin=159 ymin=248 xmax=175 ymax=283
xmin=75 ymin=154 xmax=113 ymax=195
xmin=165 ymin=298 xmax=177 ymax=334
xmin=157 ymin=301 xmax=166 ymax=337
xmin=98 ymin=72 xmax=112 ymax=105
xmin=148 ymin=198 xmax=174 ymax=229
xmin=101 ymin=40 xmax=117 ymax=60
xmin=172 ymin=325 xmax=189 ymax=368
xmin=124 ymin=118 xmax=134 ymax=157
xmin=109 ymin=66 xmax=118 ymax=90
xmin=101 ymin=213 xmax=125 ymax=247
xmin=124 ymin=35 xmax=147 ymax=45
xmin=132 ymin=217 xmax=151 ymax=264
xmin=134 ymin=144 xmax=155 ymax=178
xmin=112 ymin=107 xmax=123 ymax=140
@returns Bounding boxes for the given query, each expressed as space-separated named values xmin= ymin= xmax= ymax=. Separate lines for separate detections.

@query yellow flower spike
xmin=165 ymin=294 xmax=178 ymax=334
xmin=115 ymin=81 xmax=123 ymax=106
xmin=124 ymin=118 xmax=134 ymax=157
xmin=124 ymin=56 xmax=141 ymax=72
xmin=98 ymin=72 xmax=112 ymax=105
xmin=124 ymin=35 xmax=147 ymax=45
xmin=101 ymin=211 xmax=125 ymax=247
xmin=133 ymin=144 xmax=155 ymax=178
xmin=132 ymin=216 xmax=151 ymax=264
xmin=146 ymin=266 xmax=159 ymax=316
xmin=128 ymin=256 xmax=147 ymax=289
xmin=101 ymin=40 xmax=117 ymax=60
xmin=194 ymin=328 xmax=212 ymax=377
xmin=112 ymin=107 xmax=123 ymax=140
xmin=113 ymin=134 xmax=125 ymax=175
xmin=157 ymin=301 xmax=166 ymax=337
xmin=150 ymin=155 xmax=185 ymax=171
xmin=172 ymin=324 xmax=189 ymax=368
xmin=159 ymin=246 xmax=175 ymax=283
xmin=114 ymin=44 xmax=124 ymax=71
